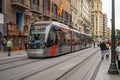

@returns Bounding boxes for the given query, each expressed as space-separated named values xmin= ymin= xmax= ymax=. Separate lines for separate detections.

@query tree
xmin=117 ymin=29 xmax=120 ymax=38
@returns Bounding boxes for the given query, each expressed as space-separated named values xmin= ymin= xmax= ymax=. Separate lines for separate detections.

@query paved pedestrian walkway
xmin=95 ymin=55 xmax=120 ymax=80
xmin=0 ymin=50 xmax=27 ymax=60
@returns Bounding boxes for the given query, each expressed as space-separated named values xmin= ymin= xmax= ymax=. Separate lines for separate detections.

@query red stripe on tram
xmin=50 ymin=45 xmax=58 ymax=57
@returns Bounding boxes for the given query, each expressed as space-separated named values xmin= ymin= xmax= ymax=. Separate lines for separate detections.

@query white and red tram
xmin=27 ymin=21 xmax=92 ymax=58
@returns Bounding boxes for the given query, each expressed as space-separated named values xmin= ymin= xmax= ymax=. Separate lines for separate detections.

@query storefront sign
xmin=8 ymin=24 xmax=17 ymax=30
xmin=8 ymin=31 xmax=19 ymax=36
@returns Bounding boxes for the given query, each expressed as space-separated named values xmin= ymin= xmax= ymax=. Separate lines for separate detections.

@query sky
xmin=102 ymin=0 xmax=120 ymax=29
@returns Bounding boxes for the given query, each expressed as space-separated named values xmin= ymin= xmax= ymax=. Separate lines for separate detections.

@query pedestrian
xmin=7 ymin=39 xmax=13 ymax=56
xmin=100 ymin=41 xmax=107 ymax=60
xmin=115 ymin=42 xmax=120 ymax=69
xmin=2 ymin=38 xmax=7 ymax=52
xmin=105 ymin=42 xmax=110 ymax=57
xmin=97 ymin=41 xmax=100 ymax=47
xmin=93 ymin=41 xmax=95 ymax=48
xmin=24 ymin=41 xmax=27 ymax=51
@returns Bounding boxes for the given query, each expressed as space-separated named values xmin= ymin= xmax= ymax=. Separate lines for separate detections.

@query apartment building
xmin=91 ymin=0 xmax=103 ymax=41
xmin=81 ymin=0 xmax=91 ymax=34
xmin=70 ymin=0 xmax=91 ymax=35
xmin=106 ymin=27 xmax=111 ymax=40
xmin=0 ymin=0 xmax=4 ymax=34
xmin=0 ymin=0 xmax=4 ymax=51
xmin=70 ymin=0 xmax=78 ymax=29
xmin=5 ymin=0 xmax=71 ymax=50
xmin=103 ymin=14 xmax=107 ymax=39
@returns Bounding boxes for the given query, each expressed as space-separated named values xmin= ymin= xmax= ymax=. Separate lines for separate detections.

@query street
xmin=0 ymin=47 xmax=100 ymax=80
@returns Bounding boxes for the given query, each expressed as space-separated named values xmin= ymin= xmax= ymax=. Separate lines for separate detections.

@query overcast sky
xmin=102 ymin=0 xmax=120 ymax=29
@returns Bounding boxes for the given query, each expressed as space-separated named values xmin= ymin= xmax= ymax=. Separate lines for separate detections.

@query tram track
xmin=0 ymin=48 xmax=96 ymax=80
xmin=0 ymin=56 xmax=27 ymax=65
xmin=56 ymin=50 xmax=99 ymax=80
xmin=0 ymin=59 xmax=40 ymax=72
xmin=24 ymin=49 xmax=99 ymax=80
xmin=0 ymin=47 xmax=91 ymax=72
xmin=9 ymin=48 xmax=99 ymax=80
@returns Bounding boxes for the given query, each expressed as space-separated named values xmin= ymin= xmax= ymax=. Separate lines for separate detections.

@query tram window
xmin=28 ymin=24 xmax=47 ymax=45
xmin=47 ymin=29 xmax=57 ymax=47
xmin=61 ymin=29 xmax=70 ymax=46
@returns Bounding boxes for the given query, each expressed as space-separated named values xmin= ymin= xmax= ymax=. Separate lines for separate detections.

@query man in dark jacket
xmin=100 ymin=41 xmax=107 ymax=59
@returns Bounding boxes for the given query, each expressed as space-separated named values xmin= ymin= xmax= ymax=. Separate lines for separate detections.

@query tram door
xmin=57 ymin=31 xmax=62 ymax=54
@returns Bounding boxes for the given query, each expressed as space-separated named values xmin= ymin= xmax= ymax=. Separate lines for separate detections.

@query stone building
xmin=81 ymin=0 xmax=91 ymax=35
xmin=103 ymin=14 xmax=107 ymax=39
xmin=70 ymin=0 xmax=91 ymax=35
xmin=91 ymin=0 xmax=103 ymax=41
xmin=0 ymin=0 xmax=4 ymax=35
xmin=4 ymin=0 xmax=71 ymax=50
xmin=70 ymin=0 xmax=78 ymax=29
xmin=106 ymin=27 xmax=111 ymax=40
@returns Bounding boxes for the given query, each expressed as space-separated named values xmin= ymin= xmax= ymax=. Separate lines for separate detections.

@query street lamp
xmin=108 ymin=0 xmax=119 ymax=74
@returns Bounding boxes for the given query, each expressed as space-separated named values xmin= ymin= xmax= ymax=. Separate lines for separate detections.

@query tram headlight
xmin=41 ymin=44 xmax=45 ymax=49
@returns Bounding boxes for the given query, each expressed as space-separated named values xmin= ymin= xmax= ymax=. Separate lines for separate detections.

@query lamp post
xmin=108 ymin=0 xmax=119 ymax=74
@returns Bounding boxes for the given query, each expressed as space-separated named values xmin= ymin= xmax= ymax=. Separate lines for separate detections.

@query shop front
xmin=7 ymin=23 xmax=28 ymax=51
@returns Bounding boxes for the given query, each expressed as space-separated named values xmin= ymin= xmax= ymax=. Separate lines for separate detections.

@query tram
xmin=27 ymin=21 xmax=92 ymax=58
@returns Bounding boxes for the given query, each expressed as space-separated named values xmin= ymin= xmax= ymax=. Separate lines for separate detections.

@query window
xmin=61 ymin=29 xmax=70 ymax=46
xmin=0 ymin=0 xmax=2 ymax=13
xmin=62 ymin=10 xmax=64 ymax=19
xmin=97 ymin=2 xmax=99 ymax=9
xmin=47 ymin=28 xmax=57 ymax=47
xmin=46 ymin=0 xmax=50 ymax=11
xmin=33 ymin=0 xmax=39 ymax=5
xmin=18 ymin=0 xmax=24 ymax=4
xmin=53 ymin=4 xmax=57 ymax=16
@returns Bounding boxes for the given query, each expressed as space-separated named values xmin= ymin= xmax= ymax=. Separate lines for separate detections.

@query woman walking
xmin=115 ymin=42 xmax=120 ymax=69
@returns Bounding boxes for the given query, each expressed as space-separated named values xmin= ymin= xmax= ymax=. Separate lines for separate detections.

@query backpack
xmin=106 ymin=44 xmax=109 ymax=49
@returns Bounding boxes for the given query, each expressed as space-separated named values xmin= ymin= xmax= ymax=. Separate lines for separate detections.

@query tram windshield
xmin=28 ymin=24 xmax=48 ymax=45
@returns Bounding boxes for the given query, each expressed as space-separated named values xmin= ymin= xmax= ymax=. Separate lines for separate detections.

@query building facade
xmin=91 ymin=0 xmax=103 ymax=41
xmin=106 ymin=27 xmax=111 ymax=40
xmin=0 ymin=0 xmax=4 ymax=51
xmin=0 ymin=0 xmax=4 ymax=35
xmin=5 ymin=0 xmax=72 ymax=50
xmin=70 ymin=0 xmax=91 ymax=35
xmin=81 ymin=0 xmax=91 ymax=35
xmin=70 ymin=0 xmax=79 ymax=30
xmin=103 ymin=14 xmax=107 ymax=39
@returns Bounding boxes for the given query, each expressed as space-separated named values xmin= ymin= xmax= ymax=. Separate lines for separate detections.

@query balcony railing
xmin=12 ymin=0 xmax=29 ymax=9
xmin=30 ymin=4 xmax=40 ymax=13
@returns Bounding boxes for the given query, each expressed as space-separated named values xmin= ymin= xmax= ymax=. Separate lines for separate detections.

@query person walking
xmin=7 ymin=39 xmax=13 ymax=56
xmin=100 ymin=41 xmax=107 ymax=60
xmin=24 ymin=41 xmax=27 ymax=51
xmin=105 ymin=42 xmax=110 ymax=57
xmin=2 ymin=38 xmax=7 ymax=52
xmin=93 ymin=41 xmax=95 ymax=48
xmin=115 ymin=42 xmax=120 ymax=69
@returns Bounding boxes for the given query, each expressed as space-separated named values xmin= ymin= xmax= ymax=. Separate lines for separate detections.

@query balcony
xmin=30 ymin=4 xmax=40 ymax=13
xmin=12 ymin=0 xmax=29 ymax=9
xmin=43 ymin=9 xmax=53 ymax=18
